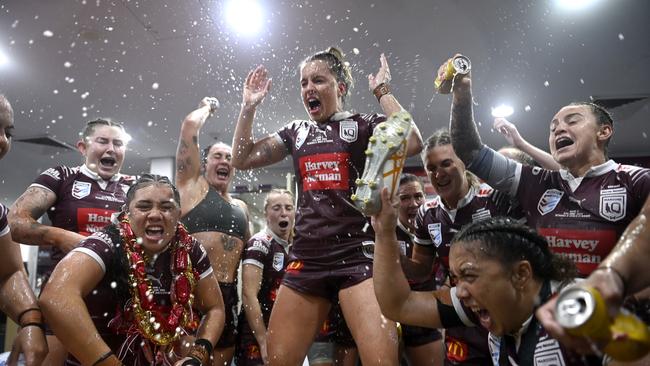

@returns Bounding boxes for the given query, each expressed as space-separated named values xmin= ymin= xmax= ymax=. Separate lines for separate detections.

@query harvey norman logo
xmin=299 ymin=153 xmax=350 ymax=191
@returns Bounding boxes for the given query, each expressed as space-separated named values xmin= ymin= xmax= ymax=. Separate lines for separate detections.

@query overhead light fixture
xmin=225 ymin=0 xmax=264 ymax=37
xmin=491 ymin=104 xmax=514 ymax=118
xmin=0 ymin=47 xmax=10 ymax=67
xmin=554 ymin=0 xmax=601 ymax=11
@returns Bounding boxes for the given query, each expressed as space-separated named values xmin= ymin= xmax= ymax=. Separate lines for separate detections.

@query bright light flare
xmin=491 ymin=104 xmax=514 ymax=118
xmin=554 ymin=0 xmax=601 ymax=11
xmin=0 ymin=48 xmax=9 ymax=67
xmin=225 ymin=0 xmax=264 ymax=37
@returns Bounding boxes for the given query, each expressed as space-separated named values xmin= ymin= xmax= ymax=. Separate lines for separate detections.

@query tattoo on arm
xmin=260 ymin=141 xmax=273 ymax=162
xmin=450 ymin=91 xmax=482 ymax=165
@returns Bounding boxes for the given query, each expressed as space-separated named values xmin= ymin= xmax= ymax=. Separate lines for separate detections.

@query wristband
xmin=373 ymin=83 xmax=391 ymax=102
xmin=181 ymin=358 xmax=201 ymax=366
xmin=17 ymin=307 xmax=41 ymax=325
xmin=92 ymin=350 xmax=114 ymax=366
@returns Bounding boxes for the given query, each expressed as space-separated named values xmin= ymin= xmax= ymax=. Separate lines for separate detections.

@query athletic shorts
xmin=282 ymin=255 xmax=373 ymax=300
xmin=216 ymin=281 xmax=239 ymax=348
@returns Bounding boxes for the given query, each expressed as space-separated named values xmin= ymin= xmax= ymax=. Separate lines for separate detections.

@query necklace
xmin=119 ymin=215 xmax=199 ymax=346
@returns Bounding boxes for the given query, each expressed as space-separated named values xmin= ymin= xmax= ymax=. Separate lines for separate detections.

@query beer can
xmin=555 ymin=285 xmax=650 ymax=361
xmin=434 ymin=55 xmax=471 ymax=94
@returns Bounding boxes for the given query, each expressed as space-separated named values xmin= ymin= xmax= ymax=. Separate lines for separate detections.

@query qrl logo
xmin=599 ymin=188 xmax=626 ymax=222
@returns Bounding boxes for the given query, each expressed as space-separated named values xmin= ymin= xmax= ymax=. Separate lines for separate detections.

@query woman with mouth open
xmin=236 ymin=189 xmax=295 ymax=365
xmin=372 ymin=187 xmax=602 ymax=366
xmin=439 ymin=54 xmax=650 ymax=278
xmin=9 ymin=118 xmax=135 ymax=364
xmin=231 ymin=47 xmax=423 ymax=365
xmin=39 ymin=174 xmax=225 ymax=366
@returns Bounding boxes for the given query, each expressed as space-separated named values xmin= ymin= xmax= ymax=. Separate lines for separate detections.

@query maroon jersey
xmin=414 ymin=184 xmax=519 ymax=273
xmin=32 ymin=165 xmax=134 ymax=263
xmin=274 ymin=112 xmax=385 ymax=264
xmin=397 ymin=220 xmax=435 ymax=291
xmin=414 ymin=184 xmax=517 ymax=366
xmin=469 ymin=147 xmax=650 ymax=276
xmin=514 ymin=162 xmax=650 ymax=275
xmin=71 ymin=224 xmax=212 ymax=365
xmin=446 ymin=282 xmax=602 ymax=366
xmin=0 ymin=203 xmax=9 ymax=238
xmin=241 ymin=229 xmax=290 ymax=323
xmin=236 ymin=229 xmax=290 ymax=365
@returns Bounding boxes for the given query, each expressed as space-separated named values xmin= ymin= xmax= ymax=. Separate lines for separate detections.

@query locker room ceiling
xmin=0 ymin=0 xmax=648 ymax=202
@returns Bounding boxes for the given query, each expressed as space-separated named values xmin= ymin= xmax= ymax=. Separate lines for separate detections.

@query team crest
xmin=599 ymin=188 xmax=626 ymax=222
xmin=72 ymin=180 xmax=92 ymax=199
xmin=428 ymin=223 xmax=442 ymax=247
xmin=537 ymin=189 xmax=564 ymax=215
xmin=339 ymin=121 xmax=358 ymax=143
xmin=272 ymin=252 xmax=284 ymax=271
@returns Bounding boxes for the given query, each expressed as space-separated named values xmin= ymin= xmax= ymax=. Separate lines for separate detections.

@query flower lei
xmin=119 ymin=215 xmax=200 ymax=346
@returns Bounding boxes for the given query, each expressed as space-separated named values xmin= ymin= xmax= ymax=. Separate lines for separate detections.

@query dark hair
xmin=0 ymin=94 xmax=14 ymax=125
xmin=399 ymin=173 xmax=422 ymax=188
xmin=452 ymin=217 xmax=576 ymax=284
xmin=422 ymin=128 xmax=479 ymax=188
xmin=125 ymin=174 xmax=181 ymax=209
xmin=301 ymin=46 xmax=354 ymax=104
xmin=263 ymin=189 xmax=295 ymax=212
xmin=568 ymin=101 xmax=614 ymax=156
xmin=498 ymin=146 xmax=537 ymax=167
xmin=80 ymin=118 xmax=125 ymax=141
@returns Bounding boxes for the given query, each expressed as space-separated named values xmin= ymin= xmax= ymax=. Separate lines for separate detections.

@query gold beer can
xmin=555 ymin=285 xmax=650 ymax=361
xmin=434 ymin=55 xmax=471 ymax=94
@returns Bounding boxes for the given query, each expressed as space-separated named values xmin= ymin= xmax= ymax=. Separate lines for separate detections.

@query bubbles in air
xmin=524 ymin=105 xmax=531 ymax=112
xmin=618 ymin=33 xmax=624 ymax=41
xmin=543 ymin=81 xmax=549 ymax=87
xmin=152 ymin=82 xmax=160 ymax=90
xmin=64 ymin=61 xmax=72 ymax=68
xmin=43 ymin=30 xmax=54 ymax=37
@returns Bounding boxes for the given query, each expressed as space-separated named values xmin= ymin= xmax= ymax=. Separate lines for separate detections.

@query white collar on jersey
xmin=80 ymin=164 xmax=123 ymax=183
xmin=439 ymin=184 xmax=478 ymax=214
xmin=330 ymin=111 xmax=354 ymax=121
xmin=265 ymin=227 xmax=289 ymax=249
xmin=559 ymin=160 xmax=617 ymax=192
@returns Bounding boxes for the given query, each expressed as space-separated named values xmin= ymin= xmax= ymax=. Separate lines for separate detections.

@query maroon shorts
xmin=216 ymin=281 xmax=239 ymax=348
xmin=282 ymin=257 xmax=373 ymax=301
xmin=402 ymin=324 xmax=442 ymax=347
xmin=235 ymin=321 xmax=263 ymax=366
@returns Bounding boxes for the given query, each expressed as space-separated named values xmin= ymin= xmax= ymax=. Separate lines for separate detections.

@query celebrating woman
xmin=232 ymin=47 xmax=423 ymax=365
xmin=373 ymin=188 xmax=601 ymax=365
xmin=39 ymin=174 xmax=224 ymax=365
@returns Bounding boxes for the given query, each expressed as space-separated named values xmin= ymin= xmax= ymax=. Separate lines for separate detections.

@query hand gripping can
xmin=555 ymin=285 xmax=650 ymax=362
xmin=434 ymin=55 xmax=471 ymax=94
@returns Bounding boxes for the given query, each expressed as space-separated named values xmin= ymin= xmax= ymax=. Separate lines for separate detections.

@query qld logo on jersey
xmin=72 ymin=180 xmax=92 ymax=199
xmin=428 ymin=223 xmax=442 ymax=247
xmin=599 ymin=187 xmax=626 ymax=222
xmin=272 ymin=252 xmax=284 ymax=271
xmin=339 ymin=121 xmax=358 ymax=143
xmin=537 ymin=189 xmax=564 ymax=215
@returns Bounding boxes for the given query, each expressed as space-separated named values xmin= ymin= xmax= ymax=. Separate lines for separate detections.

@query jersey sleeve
xmin=71 ymin=230 xmax=116 ymax=273
xmin=190 ymin=239 xmax=213 ymax=280
xmin=0 ymin=203 xmax=9 ymax=237
xmin=414 ymin=204 xmax=433 ymax=246
xmin=467 ymin=145 xmax=522 ymax=197
xmin=242 ymin=235 xmax=271 ymax=270
xmin=31 ymin=165 xmax=69 ymax=195
xmin=275 ymin=120 xmax=306 ymax=155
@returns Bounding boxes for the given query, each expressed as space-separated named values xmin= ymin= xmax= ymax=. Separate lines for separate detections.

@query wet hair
xmin=80 ymin=118 xmax=125 ymax=142
xmin=498 ymin=146 xmax=537 ymax=167
xmin=125 ymin=174 xmax=181 ymax=210
xmin=0 ymin=94 xmax=14 ymax=125
xmin=263 ymin=189 xmax=295 ymax=212
xmin=399 ymin=173 xmax=423 ymax=191
xmin=301 ymin=46 xmax=354 ymax=104
xmin=422 ymin=128 xmax=480 ymax=188
xmin=452 ymin=217 xmax=576 ymax=284
xmin=568 ymin=101 xmax=614 ymax=156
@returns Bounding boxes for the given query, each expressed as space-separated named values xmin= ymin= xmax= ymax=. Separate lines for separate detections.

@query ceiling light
xmin=554 ymin=0 xmax=601 ymax=11
xmin=0 ymin=48 xmax=9 ymax=67
xmin=491 ymin=104 xmax=514 ymax=118
xmin=225 ymin=0 xmax=264 ymax=37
